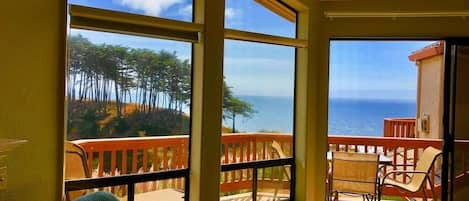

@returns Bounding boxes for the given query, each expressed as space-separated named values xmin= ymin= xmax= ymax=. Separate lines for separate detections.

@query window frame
xmin=63 ymin=0 xmax=310 ymax=200
xmin=219 ymin=1 xmax=309 ymax=200
xmin=65 ymin=3 xmax=198 ymax=201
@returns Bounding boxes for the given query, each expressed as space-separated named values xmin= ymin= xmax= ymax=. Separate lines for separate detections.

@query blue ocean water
xmin=229 ymin=96 xmax=416 ymax=136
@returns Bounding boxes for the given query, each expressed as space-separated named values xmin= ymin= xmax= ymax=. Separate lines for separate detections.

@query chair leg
xmin=422 ymin=187 xmax=428 ymax=201
xmin=427 ymin=176 xmax=437 ymax=201
xmin=377 ymin=185 xmax=383 ymax=201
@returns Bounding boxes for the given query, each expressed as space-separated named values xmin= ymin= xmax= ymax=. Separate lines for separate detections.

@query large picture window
xmin=219 ymin=1 xmax=303 ymax=200
xmin=64 ymin=0 xmax=307 ymax=200
xmin=64 ymin=2 xmax=195 ymax=201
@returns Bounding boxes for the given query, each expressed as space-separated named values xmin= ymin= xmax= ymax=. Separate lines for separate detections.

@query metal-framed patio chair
xmin=329 ymin=151 xmax=380 ymax=201
xmin=65 ymin=141 xmax=91 ymax=201
xmin=271 ymin=141 xmax=292 ymax=200
xmin=378 ymin=146 xmax=442 ymax=201
xmin=65 ymin=141 xmax=120 ymax=201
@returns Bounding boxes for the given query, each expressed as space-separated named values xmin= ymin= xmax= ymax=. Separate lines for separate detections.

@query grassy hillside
xmin=67 ymin=100 xmax=190 ymax=140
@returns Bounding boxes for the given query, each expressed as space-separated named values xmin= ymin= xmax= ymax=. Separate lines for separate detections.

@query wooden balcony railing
xmin=384 ymin=118 xmax=416 ymax=138
xmin=74 ymin=136 xmax=189 ymax=196
xmin=73 ymin=133 xmax=293 ymax=195
xmin=220 ymin=133 xmax=292 ymax=192
xmin=73 ymin=132 xmax=469 ymax=199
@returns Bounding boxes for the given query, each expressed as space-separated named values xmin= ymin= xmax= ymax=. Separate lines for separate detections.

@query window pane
xmin=219 ymin=166 xmax=291 ymax=201
xmin=66 ymin=177 xmax=186 ymax=201
xmin=220 ymin=39 xmax=294 ymax=199
xmin=67 ymin=184 xmax=128 ymax=201
xmin=328 ymin=41 xmax=434 ymax=137
xmin=223 ymin=40 xmax=295 ymax=134
xmin=132 ymin=178 xmax=186 ymax=200
xmin=65 ymin=29 xmax=191 ymax=198
xmin=225 ymin=0 xmax=296 ymax=38
xmin=326 ymin=40 xmax=445 ymax=201
xmin=256 ymin=166 xmax=291 ymax=200
xmin=69 ymin=0 xmax=193 ymax=22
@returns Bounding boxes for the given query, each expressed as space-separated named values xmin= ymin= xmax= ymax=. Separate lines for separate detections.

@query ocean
xmin=227 ymin=96 xmax=416 ymax=136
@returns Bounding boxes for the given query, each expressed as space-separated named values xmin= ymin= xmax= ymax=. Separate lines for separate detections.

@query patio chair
xmin=271 ymin=141 xmax=291 ymax=180
xmin=271 ymin=141 xmax=292 ymax=200
xmin=65 ymin=141 xmax=120 ymax=201
xmin=378 ymin=146 xmax=442 ymax=201
xmin=65 ymin=141 xmax=91 ymax=201
xmin=329 ymin=152 xmax=380 ymax=201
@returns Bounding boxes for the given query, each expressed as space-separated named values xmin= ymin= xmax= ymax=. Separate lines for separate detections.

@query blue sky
xmin=329 ymin=41 xmax=434 ymax=101
xmin=68 ymin=0 xmax=433 ymax=100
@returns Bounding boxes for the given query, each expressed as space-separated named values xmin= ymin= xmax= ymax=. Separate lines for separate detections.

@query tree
xmin=223 ymin=89 xmax=256 ymax=133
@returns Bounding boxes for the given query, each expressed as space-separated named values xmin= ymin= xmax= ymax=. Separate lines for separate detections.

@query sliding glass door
xmin=443 ymin=40 xmax=469 ymax=201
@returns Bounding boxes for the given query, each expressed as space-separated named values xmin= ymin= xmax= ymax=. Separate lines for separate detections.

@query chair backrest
xmin=331 ymin=151 xmax=379 ymax=194
xmin=409 ymin=146 xmax=442 ymax=189
xmin=271 ymin=141 xmax=291 ymax=180
xmin=65 ymin=141 xmax=90 ymax=201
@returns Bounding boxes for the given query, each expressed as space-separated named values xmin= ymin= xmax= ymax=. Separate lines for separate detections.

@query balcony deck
xmin=67 ymin=118 xmax=469 ymax=200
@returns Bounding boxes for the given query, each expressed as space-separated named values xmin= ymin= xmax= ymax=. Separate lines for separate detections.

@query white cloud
xmin=177 ymin=6 xmax=240 ymax=19
xmin=114 ymin=0 xmax=183 ymax=16
xmin=178 ymin=4 xmax=192 ymax=17
xmin=225 ymin=7 xmax=241 ymax=20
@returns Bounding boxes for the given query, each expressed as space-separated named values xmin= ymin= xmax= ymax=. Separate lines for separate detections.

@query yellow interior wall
xmin=0 ymin=0 xmax=65 ymax=200
xmin=416 ymin=55 xmax=444 ymax=139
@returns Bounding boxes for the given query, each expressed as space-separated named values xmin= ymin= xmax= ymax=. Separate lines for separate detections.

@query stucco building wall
xmin=416 ymin=55 xmax=444 ymax=139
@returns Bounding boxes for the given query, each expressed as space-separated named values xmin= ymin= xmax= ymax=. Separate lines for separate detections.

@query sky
xmin=68 ymin=0 xmax=434 ymax=100
xmin=329 ymin=40 xmax=434 ymax=101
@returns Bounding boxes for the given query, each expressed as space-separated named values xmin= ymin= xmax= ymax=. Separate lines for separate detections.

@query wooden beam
xmin=255 ymin=0 xmax=297 ymax=22
xmin=225 ymin=29 xmax=307 ymax=48
xmin=69 ymin=5 xmax=202 ymax=43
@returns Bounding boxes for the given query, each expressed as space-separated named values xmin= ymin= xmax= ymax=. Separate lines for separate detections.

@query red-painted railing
xmin=73 ymin=133 xmax=469 ymax=199
xmin=384 ymin=118 xmax=416 ymax=138
xmin=73 ymin=133 xmax=293 ymax=195
xmin=74 ymin=136 xmax=189 ymax=196
xmin=220 ymin=133 xmax=292 ymax=192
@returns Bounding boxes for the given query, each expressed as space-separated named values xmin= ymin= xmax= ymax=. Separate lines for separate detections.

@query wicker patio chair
xmin=378 ymin=146 xmax=442 ymax=201
xmin=330 ymin=151 xmax=380 ymax=201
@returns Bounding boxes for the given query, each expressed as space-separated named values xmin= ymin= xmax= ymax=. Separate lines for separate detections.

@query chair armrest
xmin=381 ymin=170 xmax=428 ymax=184
xmin=378 ymin=164 xmax=414 ymax=176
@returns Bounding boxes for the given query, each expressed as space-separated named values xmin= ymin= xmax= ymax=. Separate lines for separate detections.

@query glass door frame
xmin=442 ymin=38 xmax=469 ymax=201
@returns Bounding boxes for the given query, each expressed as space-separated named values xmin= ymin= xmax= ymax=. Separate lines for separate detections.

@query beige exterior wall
xmin=416 ymin=55 xmax=444 ymax=139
